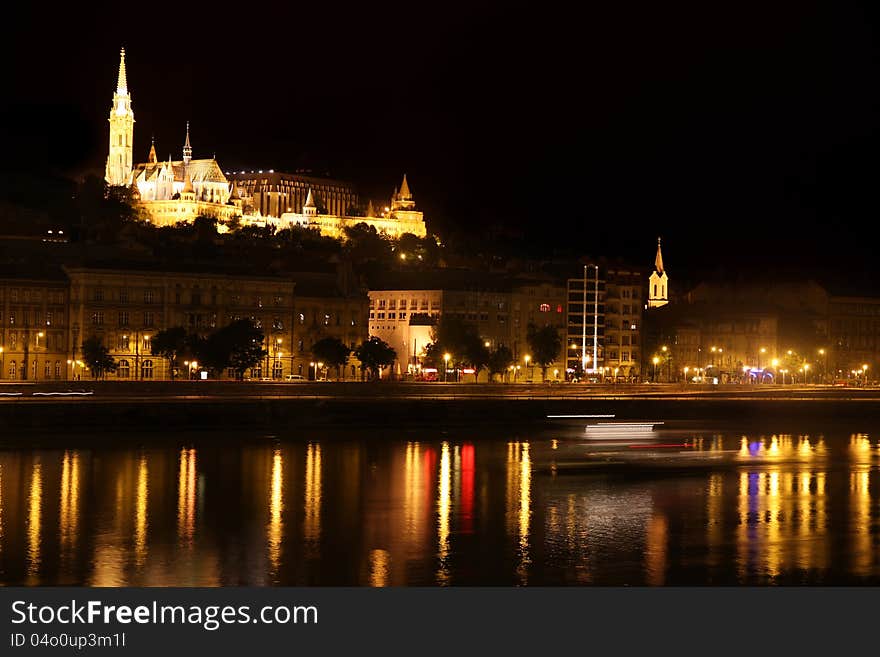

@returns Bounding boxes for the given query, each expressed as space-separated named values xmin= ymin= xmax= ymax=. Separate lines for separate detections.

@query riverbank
xmin=2 ymin=381 xmax=880 ymax=432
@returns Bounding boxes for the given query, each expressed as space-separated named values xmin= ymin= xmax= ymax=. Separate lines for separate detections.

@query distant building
xmin=102 ymin=48 xmax=425 ymax=239
xmin=368 ymin=270 xmax=566 ymax=380
xmin=566 ymin=262 xmax=644 ymax=380
xmin=104 ymin=49 xmax=240 ymax=225
xmin=647 ymin=237 xmax=668 ymax=308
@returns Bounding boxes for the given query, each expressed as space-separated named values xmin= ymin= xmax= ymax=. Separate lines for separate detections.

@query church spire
xmin=147 ymin=136 xmax=157 ymax=163
xmin=106 ymin=47 xmax=135 ymax=186
xmin=654 ymin=237 xmax=664 ymax=274
xmin=399 ymin=173 xmax=411 ymax=200
xmin=183 ymin=121 xmax=192 ymax=165
xmin=116 ymin=48 xmax=128 ymax=94
xmin=304 ymin=188 xmax=316 ymax=208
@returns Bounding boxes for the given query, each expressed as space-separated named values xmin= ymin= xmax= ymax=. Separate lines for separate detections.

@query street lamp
xmin=524 ymin=355 xmax=531 ymax=381
xmin=444 ymin=353 xmax=451 ymax=383
xmin=683 ymin=366 xmax=689 ymax=383
xmin=0 ymin=346 xmax=4 ymax=380
xmin=759 ymin=347 xmax=766 ymax=369
xmin=804 ymin=363 xmax=810 ymax=384
xmin=652 ymin=356 xmax=660 ymax=382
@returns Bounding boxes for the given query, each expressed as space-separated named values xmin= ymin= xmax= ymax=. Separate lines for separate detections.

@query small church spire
xmin=304 ymin=188 xmax=316 ymax=208
xmin=183 ymin=121 xmax=192 ymax=165
xmin=116 ymin=48 xmax=128 ymax=94
xmin=147 ymin=136 xmax=157 ymax=163
xmin=399 ymin=173 xmax=411 ymax=200
xmin=654 ymin=237 xmax=664 ymax=274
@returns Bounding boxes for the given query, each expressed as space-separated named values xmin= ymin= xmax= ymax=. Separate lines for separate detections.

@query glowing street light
xmin=652 ymin=356 xmax=660 ymax=382
xmin=444 ymin=353 xmax=451 ymax=383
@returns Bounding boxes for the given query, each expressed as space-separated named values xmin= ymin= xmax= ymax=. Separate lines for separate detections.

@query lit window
xmin=539 ymin=303 xmax=550 ymax=312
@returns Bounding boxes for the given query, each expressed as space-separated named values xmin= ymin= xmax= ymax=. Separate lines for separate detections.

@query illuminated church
xmin=105 ymin=49 xmax=239 ymax=226
xmin=105 ymin=48 xmax=427 ymax=239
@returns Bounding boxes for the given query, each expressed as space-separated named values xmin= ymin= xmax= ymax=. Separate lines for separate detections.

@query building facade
xmin=0 ymin=267 xmax=70 ymax=381
xmin=368 ymin=272 xmax=566 ymax=381
xmin=64 ymin=266 xmax=295 ymax=381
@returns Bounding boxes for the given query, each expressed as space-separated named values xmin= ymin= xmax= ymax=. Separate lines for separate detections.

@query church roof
xmin=132 ymin=158 xmax=228 ymax=184
xmin=304 ymin=188 xmax=316 ymax=208
xmin=654 ymin=237 xmax=664 ymax=274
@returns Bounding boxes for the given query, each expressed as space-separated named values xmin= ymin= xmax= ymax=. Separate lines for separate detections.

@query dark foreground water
xmin=3 ymin=420 xmax=880 ymax=586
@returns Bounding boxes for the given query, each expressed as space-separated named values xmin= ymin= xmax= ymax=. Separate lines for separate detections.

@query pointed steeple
xmin=183 ymin=121 xmax=192 ymax=165
xmin=654 ymin=237 xmax=664 ymax=274
xmin=116 ymin=48 xmax=128 ymax=94
xmin=365 ymin=199 xmax=375 ymax=217
xmin=304 ymin=188 xmax=316 ymax=208
xmin=182 ymin=167 xmax=195 ymax=195
xmin=147 ymin=136 xmax=157 ymax=163
xmin=399 ymin=174 xmax=412 ymax=200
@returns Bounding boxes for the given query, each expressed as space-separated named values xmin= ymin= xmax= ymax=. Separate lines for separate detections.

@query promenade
xmin=2 ymin=381 xmax=878 ymax=434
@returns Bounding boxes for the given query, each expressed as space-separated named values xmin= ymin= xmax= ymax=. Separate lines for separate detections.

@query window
xmin=388 ymin=313 xmax=396 ymax=319
xmin=120 ymin=289 xmax=129 ymax=303
xmin=399 ymin=312 xmax=407 ymax=320
xmin=118 ymin=334 xmax=130 ymax=351
xmin=389 ymin=300 xmax=396 ymax=310
xmin=621 ymin=351 xmax=630 ymax=362
xmin=142 ymin=360 xmax=154 ymax=379
xmin=192 ymin=292 xmax=201 ymax=306
xmin=119 ymin=311 xmax=129 ymax=327
xmin=539 ymin=303 xmax=550 ymax=312
xmin=118 ymin=360 xmax=130 ymax=378
xmin=91 ymin=312 xmax=104 ymax=326
xmin=144 ymin=290 xmax=155 ymax=304
xmin=273 ymin=318 xmax=284 ymax=331
xmin=378 ymin=299 xmax=386 ymax=309
xmin=377 ymin=312 xmax=385 ymax=320
xmin=44 ymin=362 xmax=51 ymax=378
xmin=399 ymin=300 xmax=407 ymax=309
xmin=8 ymin=311 xmax=14 ymax=326
xmin=144 ymin=311 xmax=155 ymax=327
xmin=94 ymin=288 xmax=104 ymax=302
xmin=272 ymin=361 xmax=283 ymax=379
xmin=54 ymin=361 xmax=61 ymax=379
xmin=9 ymin=361 xmax=16 ymax=379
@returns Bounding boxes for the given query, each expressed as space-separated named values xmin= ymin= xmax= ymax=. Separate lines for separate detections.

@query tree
xmin=151 ymin=326 xmax=189 ymax=380
xmin=462 ymin=333 xmax=491 ymax=383
xmin=355 ymin=337 xmax=397 ymax=380
xmin=526 ymin=323 xmax=563 ymax=382
xmin=311 ymin=336 xmax=351 ymax=380
xmin=81 ymin=336 xmax=117 ymax=379
xmin=202 ymin=319 xmax=266 ymax=380
xmin=488 ymin=345 xmax=515 ymax=382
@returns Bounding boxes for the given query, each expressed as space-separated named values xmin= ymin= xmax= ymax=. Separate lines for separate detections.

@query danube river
xmin=2 ymin=420 xmax=880 ymax=586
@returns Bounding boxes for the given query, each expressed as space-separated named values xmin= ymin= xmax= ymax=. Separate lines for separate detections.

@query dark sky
xmin=3 ymin=0 xmax=879 ymax=277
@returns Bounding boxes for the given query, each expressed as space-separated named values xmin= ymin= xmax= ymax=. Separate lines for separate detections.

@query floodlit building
xmin=104 ymin=49 xmax=240 ymax=226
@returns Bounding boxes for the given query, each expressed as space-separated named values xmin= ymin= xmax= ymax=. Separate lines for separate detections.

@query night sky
xmin=3 ymin=0 xmax=879 ymax=278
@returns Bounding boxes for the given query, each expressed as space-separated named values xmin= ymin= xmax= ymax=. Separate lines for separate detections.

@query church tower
xmin=183 ymin=121 xmax=192 ymax=165
xmin=647 ymin=237 xmax=669 ymax=308
xmin=105 ymin=48 xmax=135 ymax=186
xmin=303 ymin=188 xmax=318 ymax=218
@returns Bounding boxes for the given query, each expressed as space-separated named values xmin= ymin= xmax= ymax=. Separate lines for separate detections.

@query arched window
xmin=118 ymin=359 xmax=130 ymax=378
xmin=9 ymin=361 xmax=16 ymax=379
xmin=54 ymin=361 xmax=61 ymax=379
xmin=142 ymin=360 xmax=153 ymax=379
xmin=44 ymin=362 xmax=51 ymax=378
xmin=273 ymin=361 xmax=283 ymax=380
xmin=653 ymin=284 xmax=658 ymax=297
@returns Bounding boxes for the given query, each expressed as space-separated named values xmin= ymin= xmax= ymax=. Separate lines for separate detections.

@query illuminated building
xmin=647 ymin=237 xmax=668 ymax=308
xmin=566 ymin=262 xmax=644 ymax=379
xmin=0 ymin=264 xmax=69 ymax=380
xmin=226 ymin=170 xmax=357 ymax=219
xmin=368 ymin=270 xmax=566 ymax=380
xmin=240 ymin=174 xmax=427 ymax=240
xmin=103 ymin=49 xmax=240 ymax=225
xmin=64 ymin=264 xmax=295 ymax=380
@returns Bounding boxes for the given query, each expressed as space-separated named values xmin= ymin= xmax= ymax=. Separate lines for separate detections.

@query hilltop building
xmin=104 ymin=48 xmax=426 ymax=239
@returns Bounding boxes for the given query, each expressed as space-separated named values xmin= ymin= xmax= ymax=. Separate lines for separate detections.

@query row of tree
xmin=78 ymin=320 xmax=400 ymax=381
xmin=424 ymin=318 xmax=563 ymax=382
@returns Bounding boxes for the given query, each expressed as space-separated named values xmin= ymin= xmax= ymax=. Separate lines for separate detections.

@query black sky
xmin=3 ymin=0 xmax=879 ymax=278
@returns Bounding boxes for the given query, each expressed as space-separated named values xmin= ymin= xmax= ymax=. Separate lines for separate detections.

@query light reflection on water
xmin=3 ymin=427 xmax=880 ymax=585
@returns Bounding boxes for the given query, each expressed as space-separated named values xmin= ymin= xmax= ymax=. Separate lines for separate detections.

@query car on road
xmin=285 ymin=374 xmax=306 ymax=382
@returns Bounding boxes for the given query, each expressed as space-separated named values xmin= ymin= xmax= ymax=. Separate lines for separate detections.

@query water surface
xmin=2 ymin=421 xmax=879 ymax=585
